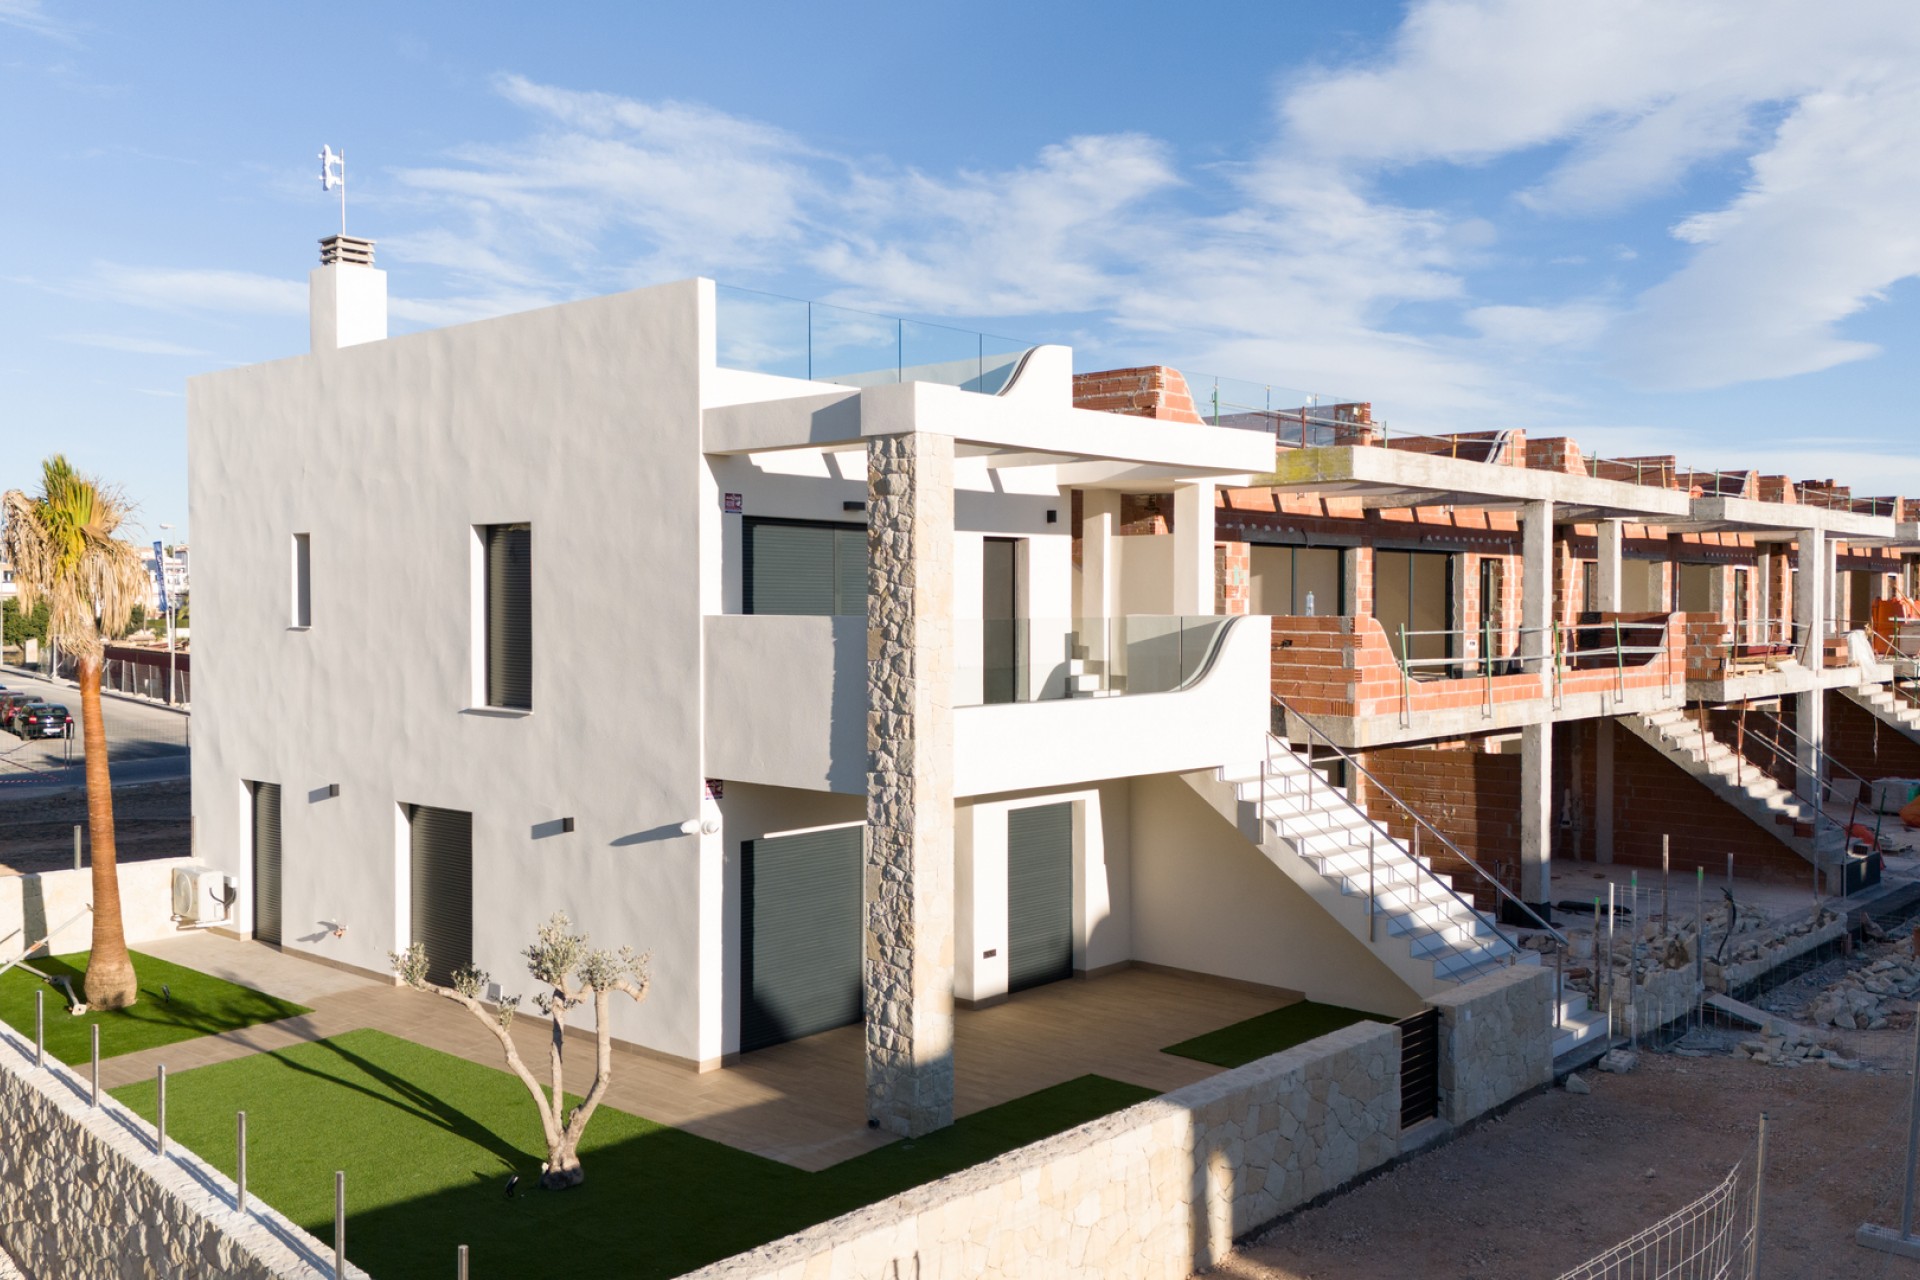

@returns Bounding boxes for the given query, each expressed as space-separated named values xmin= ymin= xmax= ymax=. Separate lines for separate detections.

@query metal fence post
xmin=1753 ymin=1113 xmax=1769 ymax=1277
xmin=458 ymin=1245 xmax=469 ymax=1280
xmin=90 ymin=1025 xmax=99 ymax=1107
xmin=237 ymin=1111 xmax=248 ymax=1213
xmin=73 ymin=824 xmax=81 ymax=871
xmin=35 ymin=990 xmax=43 ymax=1069
xmin=1662 ymin=836 xmax=1670 ymax=926
xmin=156 ymin=1065 xmax=167 ymax=1158
xmin=1367 ymin=830 xmax=1377 ymax=943
xmin=335 ymin=1170 xmax=347 ymax=1278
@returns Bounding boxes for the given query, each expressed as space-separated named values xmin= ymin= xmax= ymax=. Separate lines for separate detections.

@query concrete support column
xmin=1078 ymin=489 xmax=1118 ymax=624
xmin=1172 ymin=482 xmax=1216 ymax=615
xmin=1593 ymin=719 xmax=1614 ymax=864
xmin=1596 ymin=520 xmax=1624 ymax=612
xmin=1793 ymin=531 xmax=1827 ymax=798
xmin=865 ymin=430 xmax=956 ymax=1138
xmin=1521 ymin=500 xmax=1553 ymax=680
xmin=1520 ymin=721 xmax=1553 ymax=918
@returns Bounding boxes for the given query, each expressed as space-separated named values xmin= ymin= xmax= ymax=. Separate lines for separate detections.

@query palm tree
xmin=3 ymin=457 xmax=151 ymax=1008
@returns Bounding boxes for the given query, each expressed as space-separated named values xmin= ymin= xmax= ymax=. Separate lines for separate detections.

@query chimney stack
xmin=310 ymin=234 xmax=386 ymax=353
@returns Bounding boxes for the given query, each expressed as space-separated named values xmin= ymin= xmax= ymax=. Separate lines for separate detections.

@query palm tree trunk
xmin=78 ymin=654 xmax=137 ymax=1009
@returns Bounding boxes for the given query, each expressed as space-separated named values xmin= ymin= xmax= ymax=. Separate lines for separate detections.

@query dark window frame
xmin=483 ymin=522 xmax=532 ymax=711
xmin=741 ymin=515 xmax=868 ymax=616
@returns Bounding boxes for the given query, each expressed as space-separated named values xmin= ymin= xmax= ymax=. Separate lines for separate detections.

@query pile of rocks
xmin=1711 ymin=905 xmax=1838 ymax=971
xmin=1734 ymin=1028 xmax=1859 ymax=1069
xmin=1801 ymin=954 xmax=1920 ymax=1031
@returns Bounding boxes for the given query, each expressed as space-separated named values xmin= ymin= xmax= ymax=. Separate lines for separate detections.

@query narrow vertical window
xmin=485 ymin=523 xmax=532 ymax=710
xmin=291 ymin=533 xmax=312 ymax=627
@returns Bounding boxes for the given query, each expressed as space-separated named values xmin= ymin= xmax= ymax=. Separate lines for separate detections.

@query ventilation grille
xmin=319 ymin=234 xmax=376 ymax=267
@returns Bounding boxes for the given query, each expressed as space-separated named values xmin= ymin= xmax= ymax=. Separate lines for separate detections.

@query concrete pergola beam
xmin=1263 ymin=446 xmax=1693 ymax=521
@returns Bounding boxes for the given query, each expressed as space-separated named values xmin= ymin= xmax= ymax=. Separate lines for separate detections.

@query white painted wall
xmin=1129 ymin=774 xmax=1419 ymax=1017
xmin=0 ymin=860 xmax=198 ymax=959
xmin=705 ymin=616 xmax=866 ymax=794
xmin=190 ymin=278 xmax=715 ymax=1061
xmin=1114 ymin=534 xmax=1175 ymax=616
xmin=953 ymin=616 xmax=1270 ymax=797
xmin=954 ymin=780 xmax=1131 ymax=1004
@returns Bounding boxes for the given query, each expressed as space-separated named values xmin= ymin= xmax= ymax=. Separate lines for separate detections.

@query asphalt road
xmin=0 ymin=669 xmax=189 ymax=799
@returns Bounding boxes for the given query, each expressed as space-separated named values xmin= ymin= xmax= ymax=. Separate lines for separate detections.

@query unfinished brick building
xmin=1074 ymin=365 xmax=1920 ymax=927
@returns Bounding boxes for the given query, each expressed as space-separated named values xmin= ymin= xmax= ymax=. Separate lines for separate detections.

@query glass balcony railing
xmin=955 ymin=615 xmax=1234 ymax=707
xmin=715 ymin=284 xmax=1036 ymax=395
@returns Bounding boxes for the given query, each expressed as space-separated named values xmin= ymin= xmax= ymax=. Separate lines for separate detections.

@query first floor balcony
xmin=1270 ymin=611 xmax=1687 ymax=747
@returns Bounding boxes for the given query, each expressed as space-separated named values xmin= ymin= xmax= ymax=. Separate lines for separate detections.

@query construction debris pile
xmin=1734 ymin=1028 xmax=1860 ymax=1069
xmin=1798 ymin=953 xmax=1920 ymax=1031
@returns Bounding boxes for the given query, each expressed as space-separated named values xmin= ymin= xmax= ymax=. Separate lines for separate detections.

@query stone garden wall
xmin=679 ymin=1019 xmax=1402 ymax=1280
xmin=0 ymin=1021 xmax=356 ymax=1279
xmin=1429 ymin=965 xmax=1555 ymax=1125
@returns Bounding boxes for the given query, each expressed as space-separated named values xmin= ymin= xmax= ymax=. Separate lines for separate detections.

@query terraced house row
xmin=187 ymin=236 xmax=1920 ymax=1137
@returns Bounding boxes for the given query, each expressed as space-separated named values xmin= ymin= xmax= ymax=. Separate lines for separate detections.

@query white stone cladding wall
xmin=864 ymin=431 xmax=957 ymax=1138
xmin=1428 ymin=965 xmax=1555 ymax=1126
xmin=678 ymin=1020 xmax=1400 ymax=1280
xmin=0 ymin=1026 xmax=356 ymax=1279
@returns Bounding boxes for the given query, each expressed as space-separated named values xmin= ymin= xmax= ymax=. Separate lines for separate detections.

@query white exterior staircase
xmin=1552 ymin=989 xmax=1610 ymax=1060
xmin=1181 ymin=740 xmax=1529 ymax=998
xmin=1615 ymin=709 xmax=1845 ymax=867
xmin=1840 ymin=683 xmax=1920 ymax=747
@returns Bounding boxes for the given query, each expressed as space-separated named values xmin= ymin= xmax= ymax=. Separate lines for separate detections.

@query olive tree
xmin=392 ymin=912 xmax=649 ymax=1189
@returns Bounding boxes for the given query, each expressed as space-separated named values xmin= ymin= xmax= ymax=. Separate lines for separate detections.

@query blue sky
xmin=4 ymin=0 xmax=1918 ymax=539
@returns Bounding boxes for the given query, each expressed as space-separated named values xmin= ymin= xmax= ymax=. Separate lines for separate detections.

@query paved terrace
xmin=94 ymin=935 xmax=1291 ymax=1171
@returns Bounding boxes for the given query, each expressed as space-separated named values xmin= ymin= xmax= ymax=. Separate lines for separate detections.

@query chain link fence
xmin=1554 ymin=1118 xmax=1767 ymax=1280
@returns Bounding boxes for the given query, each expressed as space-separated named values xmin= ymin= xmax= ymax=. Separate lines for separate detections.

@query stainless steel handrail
xmin=1271 ymin=692 xmax=1568 ymax=947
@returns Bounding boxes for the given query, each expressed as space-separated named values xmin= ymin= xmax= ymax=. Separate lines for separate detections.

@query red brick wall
xmin=1072 ymin=367 xmax=1203 ymax=424
xmin=1602 ymin=722 xmax=1810 ymax=881
xmin=1358 ymin=742 xmax=1521 ymax=910
xmin=1215 ymin=541 xmax=1250 ymax=616
xmin=1825 ymin=690 xmax=1920 ymax=780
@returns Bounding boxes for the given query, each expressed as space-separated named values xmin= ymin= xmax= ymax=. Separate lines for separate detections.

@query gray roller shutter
xmin=741 ymin=826 xmax=863 ymax=1051
xmin=409 ymin=805 xmax=473 ymax=987
xmin=1007 ymin=803 xmax=1073 ymax=992
xmin=485 ymin=524 xmax=532 ymax=709
xmin=744 ymin=519 xmax=867 ymax=615
xmin=250 ymin=781 xmax=282 ymax=946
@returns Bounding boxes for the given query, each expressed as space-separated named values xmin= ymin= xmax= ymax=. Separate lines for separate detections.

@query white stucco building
xmin=189 ymin=237 xmax=1546 ymax=1136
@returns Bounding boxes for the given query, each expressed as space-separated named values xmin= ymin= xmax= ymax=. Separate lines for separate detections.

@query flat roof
xmin=703 ymin=379 xmax=1277 ymax=479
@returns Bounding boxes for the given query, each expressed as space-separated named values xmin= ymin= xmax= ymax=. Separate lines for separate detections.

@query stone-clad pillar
xmin=865 ymin=430 xmax=956 ymax=1137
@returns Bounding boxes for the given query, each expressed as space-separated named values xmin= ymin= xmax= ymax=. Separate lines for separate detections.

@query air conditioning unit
xmin=171 ymin=864 xmax=235 ymax=927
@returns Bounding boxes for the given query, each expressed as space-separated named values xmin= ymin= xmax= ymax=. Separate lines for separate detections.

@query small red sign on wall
xmin=704 ymin=778 xmax=724 ymax=800
xmin=723 ymin=493 xmax=743 ymax=514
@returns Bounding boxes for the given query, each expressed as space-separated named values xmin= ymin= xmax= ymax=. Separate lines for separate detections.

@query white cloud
xmin=1464 ymin=303 xmax=1611 ymax=349
xmin=72 ymin=263 xmax=304 ymax=317
xmin=59 ymin=333 xmax=209 ymax=357
xmin=1271 ymin=0 xmax=1920 ymax=392
xmin=0 ymin=0 xmax=75 ymax=41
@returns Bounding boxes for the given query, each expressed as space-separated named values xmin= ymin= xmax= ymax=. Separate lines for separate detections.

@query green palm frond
xmin=0 ymin=455 xmax=151 ymax=660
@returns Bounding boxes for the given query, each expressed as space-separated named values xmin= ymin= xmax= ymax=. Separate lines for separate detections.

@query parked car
xmin=0 ymin=691 xmax=40 ymax=730
xmin=19 ymin=704 xmax=71 ymax=738
xmin=5 ymin=697 xmax=49 ymax=737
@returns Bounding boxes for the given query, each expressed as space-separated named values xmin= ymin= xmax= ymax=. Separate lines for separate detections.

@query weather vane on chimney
xmin=319 ymin=145 xmax=346 ymax=236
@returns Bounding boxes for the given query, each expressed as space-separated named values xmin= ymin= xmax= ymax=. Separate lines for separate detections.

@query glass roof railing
xmin=715 ymin=284 xmax=1036 ymax=396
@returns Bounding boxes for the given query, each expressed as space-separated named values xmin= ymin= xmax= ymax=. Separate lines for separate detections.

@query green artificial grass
xmin=0 ymin=950 xmax=309 ymax=1063
xmin=1161 ymin=1000 xmax=1393 ymax=1068
xmin=114 ymin=1029 xmax=1155 ymax=1279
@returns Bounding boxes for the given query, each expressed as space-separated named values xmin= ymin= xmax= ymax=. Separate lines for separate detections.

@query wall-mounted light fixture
xmin=843 ymin=500 xmax=867 ymax=512
xmin=677 ymin=817 xmax=722 ymax=836
xmin=1046 ymin=509 xmax=1057 ymax=524
xmin=326 ymin=783 xmax=340 ymax=798
xmin=559 ymin=817 xmax=575 ymax=833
